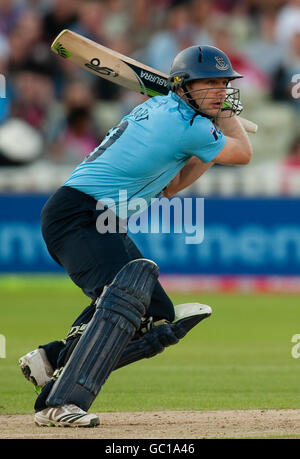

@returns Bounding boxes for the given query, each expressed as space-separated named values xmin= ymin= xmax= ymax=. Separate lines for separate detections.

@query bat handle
xmin=239 ymin=116 xmax=258 ymax=134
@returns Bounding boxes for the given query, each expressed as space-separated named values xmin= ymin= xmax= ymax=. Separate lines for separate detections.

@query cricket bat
xmin=51 ymin=29 xmax=258 ymax=134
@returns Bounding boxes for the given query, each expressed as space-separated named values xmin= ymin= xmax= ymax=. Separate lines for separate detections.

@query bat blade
xmin=51 ymin=29 xmax=258 ymax=133
xmin=51 ymin=29 xmax=169 ymax=97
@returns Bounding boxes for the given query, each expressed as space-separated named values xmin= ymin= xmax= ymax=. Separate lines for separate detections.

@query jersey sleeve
xmin=180 ymin=117 xmax=226 ymax=163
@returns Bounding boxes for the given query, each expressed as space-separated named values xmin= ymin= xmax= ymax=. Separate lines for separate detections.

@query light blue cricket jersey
xmin=64 ymin=92 xmax=226 ymax=217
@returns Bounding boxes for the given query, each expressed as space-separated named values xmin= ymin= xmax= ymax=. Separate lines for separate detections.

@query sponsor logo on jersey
xmin=210 ymin=125 xmax=219 ymax=141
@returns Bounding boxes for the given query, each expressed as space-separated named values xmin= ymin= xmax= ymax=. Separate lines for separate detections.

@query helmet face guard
xmin=179 ymin=85 xmax=242 ymax=119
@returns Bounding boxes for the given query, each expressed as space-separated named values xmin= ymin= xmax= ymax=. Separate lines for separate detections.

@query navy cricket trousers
xmin=41 ymin=186 xmax=174 ymax=322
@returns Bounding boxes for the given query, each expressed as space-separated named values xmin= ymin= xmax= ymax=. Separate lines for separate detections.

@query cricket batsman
xmin=19 ymin=45 xmax=252 ymax=427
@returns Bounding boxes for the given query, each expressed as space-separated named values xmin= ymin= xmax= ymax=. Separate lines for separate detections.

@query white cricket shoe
xmin=34 ymin=404 xmax=100 ymax=427
xmin=19 ymin=348 xmax=53 ymax=388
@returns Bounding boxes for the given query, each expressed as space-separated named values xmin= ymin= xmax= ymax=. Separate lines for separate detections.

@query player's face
xmin=185 ymin=78 xmax=230 ymax=117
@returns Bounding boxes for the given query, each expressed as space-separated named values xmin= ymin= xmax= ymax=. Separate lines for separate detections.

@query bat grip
xmin=239 ymin=116 xmax=258 ymax=134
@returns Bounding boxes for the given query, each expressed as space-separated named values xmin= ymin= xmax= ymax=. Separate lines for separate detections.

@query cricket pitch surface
xmin=1 ymin=409 xmax=300 ymax=439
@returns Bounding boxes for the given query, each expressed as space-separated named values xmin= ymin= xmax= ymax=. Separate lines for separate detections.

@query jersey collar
xmin=169 ymin=91 xmax=213 ymax=124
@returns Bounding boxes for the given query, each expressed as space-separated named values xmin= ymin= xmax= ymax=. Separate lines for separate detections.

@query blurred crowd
xmin=0 ymin=0 xmax=299 ymax=171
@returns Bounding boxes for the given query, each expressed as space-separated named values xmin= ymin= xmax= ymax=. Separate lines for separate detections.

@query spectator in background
xmin=20 ymin=0 xmax=52 ymax=15
xmin=275 ymin=0 xmax=300 ymax=47
xmin=7 ymin=26 xmax=34 ymax=75
xmin=243 ymin=8 xmax=285 ymax=78
xmin=102 ymin=0 xmax=132 ymax=45
xmin=0 ymin=0 xmax=298 ymax=177
xmin=0 ymin=0 xmax=24 ymax=36
xmin=283 ymin=135 xmax=300 ymax=167
xmin=7 ymin=8 xmax=47 ymax=78
xmin=191 ymin=0 xmax=220 ymax=45
xmin=16 ymin=8 xmax=43 ymax=47
xmin=72 ymin=0 xmax=108 ymax=44
xmin=49 ymin=106 xmax=99 ymax=165
xmin=210 ymin=19 xmax=270 ymax=94
xmin=214 ymin=0 xmax=242 ymax=14
xmin=130 ymin=0 xmax=165 ymax=48
xmin=144 ymin=2 xmax=197 ymax=73
xmin=42 ymin=0 xmax=79 ymax=43
xmin=11 ymin=59 xmax=55 ymax=131
xmin=281 ymin=135 xmax=300 ymax=194
xmin=47 ymin=80 xmax=99 ymax=164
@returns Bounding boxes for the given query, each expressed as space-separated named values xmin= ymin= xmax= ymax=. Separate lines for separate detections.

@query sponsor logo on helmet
xmin=173 ymin=76 xmax=183 ymax=84
xmin=215 ymin=56 xmax=229 ymax=71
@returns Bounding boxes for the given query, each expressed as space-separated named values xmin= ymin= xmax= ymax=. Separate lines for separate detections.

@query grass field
xmin=0 ymin=276 xmax=300 ymax=416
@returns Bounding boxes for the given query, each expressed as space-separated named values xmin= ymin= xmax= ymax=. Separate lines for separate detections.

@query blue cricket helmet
xmin=169 ymin=45 xmax=243 ymax=91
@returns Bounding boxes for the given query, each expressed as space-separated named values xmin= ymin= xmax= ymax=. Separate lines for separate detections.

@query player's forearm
xmin=217 ymin=115 xmax=252 ymax=162
xmin=163 ymin=158 xmax=213 ymax=198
